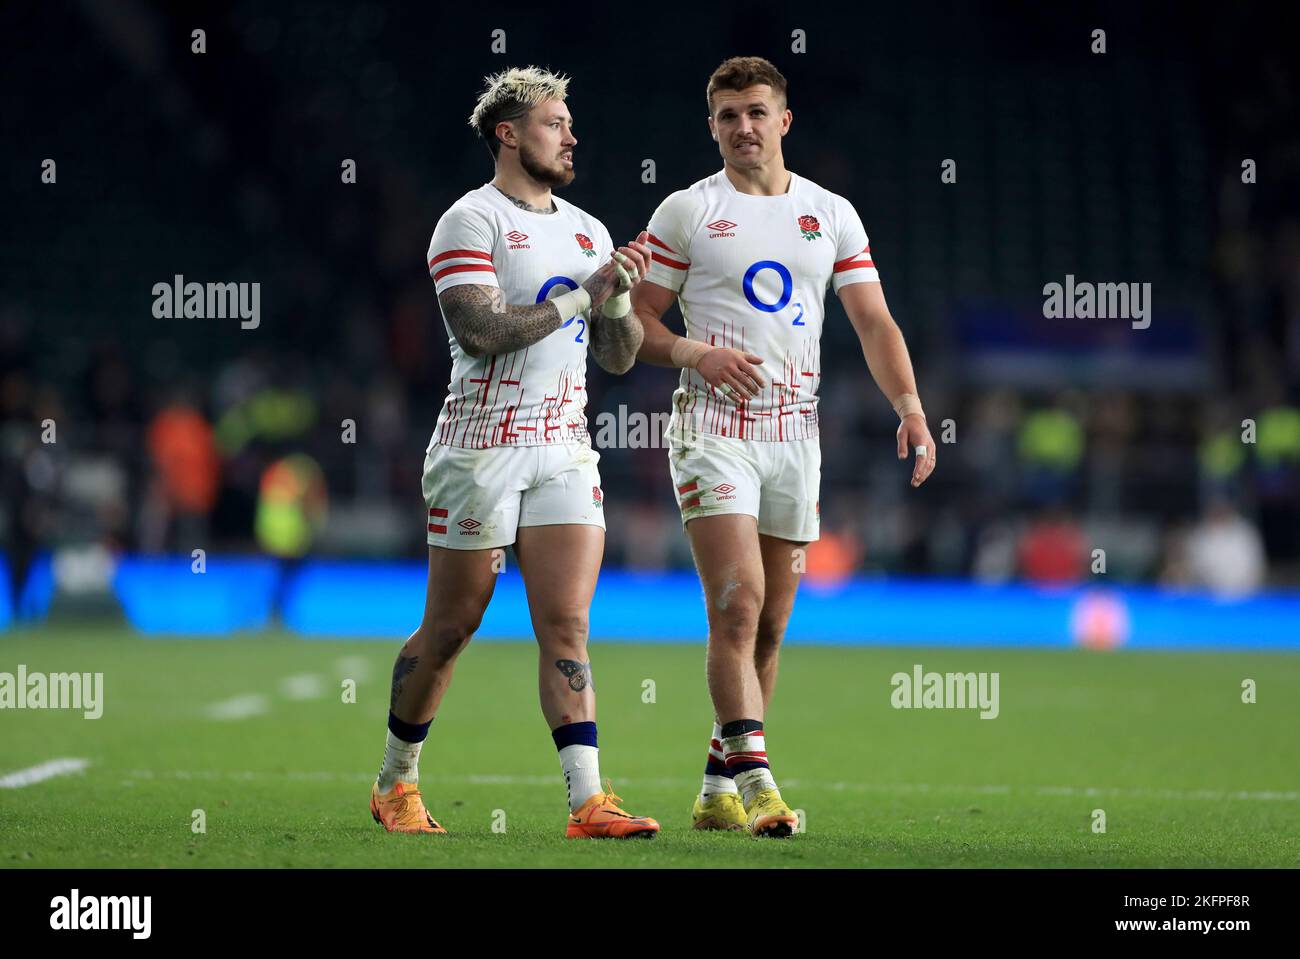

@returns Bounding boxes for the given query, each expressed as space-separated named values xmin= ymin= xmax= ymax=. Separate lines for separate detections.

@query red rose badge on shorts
xmin=575 ymin=233 xmax=596 ymax=257
xmin=592 ymin=486 xmax=603 ymax=508
xmin=797 ymin=215 xmax=821 ymax=241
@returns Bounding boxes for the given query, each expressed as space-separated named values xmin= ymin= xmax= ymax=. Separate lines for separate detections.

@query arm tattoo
xmin=582 ymin=268 xmax=614 ymax=306
xmin=390 ymin=654 xmax=419 ymax=711
xmin=438 ymin=284 xmax=563 ymax=358
xmin=588 ymin=303 xmax=645 ymax=374
xmin=555 ymin=659 xmax=594 ymax=693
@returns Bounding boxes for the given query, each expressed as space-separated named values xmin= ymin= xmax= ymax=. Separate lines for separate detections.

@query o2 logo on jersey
xmin=536 ymin=276 xmax=585 ymax=343
xmin=742 ymin=260 xmax=804 ymax=326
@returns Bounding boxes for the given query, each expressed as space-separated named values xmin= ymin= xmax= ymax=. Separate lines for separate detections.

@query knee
xmin=409 ymin=608 xmax=484 ymax=666
xmin=535 ymin=608 xmax=590 ymax=657
xmin=708 ymin=584 xmax=763 ymax=648
xmin=754 ymin=613 xmax=788 ymax=666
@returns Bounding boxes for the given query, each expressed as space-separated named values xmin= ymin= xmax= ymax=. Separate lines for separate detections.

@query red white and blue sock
xmin=552 ymin=721 xmax=601 ymax=812
xmin=701 ymin=721 xmax=739 ymax=799
xmin=721 ymin=718 xmax=777 ymax=806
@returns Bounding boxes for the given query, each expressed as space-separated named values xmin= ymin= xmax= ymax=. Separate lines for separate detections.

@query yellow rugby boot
xmin=745 ymin=787 xmax=798 ymax=838
xmin=692 ymin=792 xmax=747 ymax=831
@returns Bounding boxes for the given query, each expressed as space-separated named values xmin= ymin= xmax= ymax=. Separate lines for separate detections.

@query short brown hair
xmin=706 ymin=56 xmax=788 ymax=114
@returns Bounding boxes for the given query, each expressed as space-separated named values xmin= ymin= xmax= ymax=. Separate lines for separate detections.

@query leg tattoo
xmin=390 ymin=655 xmax=419 ymax=711
xmin=555 ymin=659 xmax=594 ymax=693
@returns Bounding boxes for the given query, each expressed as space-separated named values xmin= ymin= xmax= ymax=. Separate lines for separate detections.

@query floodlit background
xmin=2 ymin=1 xmax=1298 ymax=644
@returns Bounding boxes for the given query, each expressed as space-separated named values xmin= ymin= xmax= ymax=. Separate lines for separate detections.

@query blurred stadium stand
xmin=2 ymin=2 xmax=1297 ymax=641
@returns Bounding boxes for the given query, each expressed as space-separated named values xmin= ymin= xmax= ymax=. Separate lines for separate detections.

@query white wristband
xmin=550 ymin=287 xmax=592 ymax=323
xmin=602 ymin=291 xmax=631 ymax=319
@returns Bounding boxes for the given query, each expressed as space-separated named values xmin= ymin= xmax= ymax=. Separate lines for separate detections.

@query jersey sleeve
xmin=427 ymin=202 xmax=499 ymax=294
xmin=830 ymin=195 xmax=879 ymax=293
xmin=597 ymin=220 xmax=615 ymax=264
xmin=643 ymin=191 xmax=695 ymax=293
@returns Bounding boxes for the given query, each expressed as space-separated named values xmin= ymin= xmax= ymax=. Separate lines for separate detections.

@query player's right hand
xmin=581 ymin=259 xmax=622 ymax=310
xmin=696 ymin=348 xmax=766 ymax=406
xmin=582 ymin=232 xmax=652 ymax=310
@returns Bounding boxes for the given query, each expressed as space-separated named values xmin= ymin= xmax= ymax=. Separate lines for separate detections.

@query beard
xmin=520 ymin=141 xmax=575 ymax=188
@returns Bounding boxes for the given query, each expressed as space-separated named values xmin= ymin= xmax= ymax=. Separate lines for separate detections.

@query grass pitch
xmin=2 ymin=625 xmax=1298 ymax=868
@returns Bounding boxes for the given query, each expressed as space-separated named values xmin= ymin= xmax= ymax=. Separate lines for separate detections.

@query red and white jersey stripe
xmin=644 ymin=170 xmax=880 ymax=443
xmin=425 ymin=184 xmax=613 ymax=449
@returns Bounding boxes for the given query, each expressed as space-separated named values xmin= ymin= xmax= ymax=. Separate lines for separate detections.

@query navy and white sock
xmin=701 ymin=720 xmax=739 ymax=799
xmin=552 ymin=720 xmax=601 ymax=812
xmin=721 ymin=718 xmax=777 ymax=807
xmin=377 ymin=711 xmax=431 ymax=793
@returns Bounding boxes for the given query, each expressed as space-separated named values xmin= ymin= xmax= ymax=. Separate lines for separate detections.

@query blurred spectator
xmin=1169 ymin=499 xmax=1268 ymax=597
xmin=1018 ymin=507 xmax=1087 ymax=585
xmin=139 ymin=402 xmax=219 ymax=553
xmin=256 ymin=453 xmax=329 ymax=559
xmin=805 ymin=523 xmax=864 ymax=587
xmin=1017 ymin=399 xmax=1084 ymax=506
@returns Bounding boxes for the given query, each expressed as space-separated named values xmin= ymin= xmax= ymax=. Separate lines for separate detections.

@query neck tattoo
xmin=496 ymin=186 xmax=556 ymax=215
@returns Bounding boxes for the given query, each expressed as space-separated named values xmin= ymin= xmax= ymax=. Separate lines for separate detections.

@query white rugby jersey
xmin=426 ymin=183 xmax=613 ymax=448
xmin=644 ymin=170 xmax=879 ymax=442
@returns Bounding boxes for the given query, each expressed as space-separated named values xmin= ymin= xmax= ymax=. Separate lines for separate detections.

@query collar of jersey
xmin=484 ymin=182 xmax=563 ymax=217
xmin=717 ymin=168 xmax=798 ymax=198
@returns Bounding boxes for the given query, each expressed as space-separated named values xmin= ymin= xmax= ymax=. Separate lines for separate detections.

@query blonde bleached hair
xmin=468 ymin=65 xmax=571 ymax=158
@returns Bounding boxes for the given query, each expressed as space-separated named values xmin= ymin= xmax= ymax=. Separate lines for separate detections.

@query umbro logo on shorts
xmin=706 ymin=219 xmax=737 ymax=238
xmin=712 ymin=483 xmax=737 ymax=501
xmin=458 ymin=517 xmax=482 ymax=534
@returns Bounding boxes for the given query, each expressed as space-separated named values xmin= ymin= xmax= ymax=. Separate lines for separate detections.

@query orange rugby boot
xmin=565 ymin=781 xmax=660 ymax=839
xmin=370 ymin=781 xmax=447 ymax=834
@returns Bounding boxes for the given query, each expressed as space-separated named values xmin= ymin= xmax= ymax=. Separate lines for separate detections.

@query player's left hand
xmin=897 ymin=413 xmax=936 ymax=487
xmin=599 ymin=232 xmax=651 ymax=319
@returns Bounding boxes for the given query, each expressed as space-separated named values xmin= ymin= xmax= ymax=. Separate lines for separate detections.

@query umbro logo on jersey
xmin=505 ymin=230 xmax=530 ymax=249
xmin=706 ymin=219 xmax=737 ymax=238
xmin=458 ymin=518 xmax=483 ymax=534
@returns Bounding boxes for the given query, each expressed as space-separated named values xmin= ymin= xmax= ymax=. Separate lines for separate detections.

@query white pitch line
xmin=279 ymin=674 xmax=326 ymax=701
xmin=203 ymin=694 xmax=270 ymax=721
xmin=108 ymin=769 xmax=1300 ymax=802
xmin=0 ymin=758 xmax=90 ymax=789
xmin=333 ymin=656 xmax=372 ymax=683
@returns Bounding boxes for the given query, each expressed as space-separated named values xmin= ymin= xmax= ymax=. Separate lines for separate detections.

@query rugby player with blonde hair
xmin=369 ymin=66 xmax=659 ymax=838
xmin=631 ymin=56 xmax=936 ymax=836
